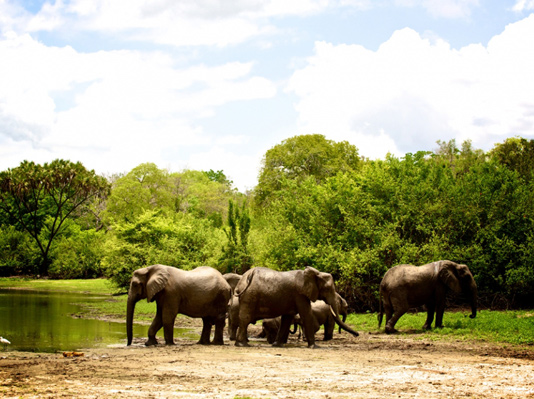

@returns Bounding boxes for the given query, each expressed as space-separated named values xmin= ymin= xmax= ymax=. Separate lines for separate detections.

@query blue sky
xmin=1 ymin=0 xmax=534 ymax=191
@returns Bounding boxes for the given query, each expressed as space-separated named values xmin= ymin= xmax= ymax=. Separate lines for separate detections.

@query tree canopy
xmin=1 ymin=137 xmax=533 ymax=309
xmin=0 ymin=160 xmax=109 ymax=275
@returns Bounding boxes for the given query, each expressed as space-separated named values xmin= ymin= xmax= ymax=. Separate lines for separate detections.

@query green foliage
xmin=255 ymin=138 xmax=534 ymax=310
xmin=219 ymin=200 xmax=253 ymax=274
xmin=102 ymin=210 xmax=224 ymax=288
xmin=255 ymin=134 xmax=361 ymax=207
xmin=0 ymin=160 xmax=110 ymax=275
xmin=48 ymin=225 xmax=106 ymax=279
xmin=0 ymin=225 xmax=40 ymax=276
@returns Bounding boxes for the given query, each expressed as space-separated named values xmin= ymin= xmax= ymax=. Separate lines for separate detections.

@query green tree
xmin=0 ymin=160 xmax=110 ymax=275
xmin=490 ymin=137 xmax=534 ymax=181
xmin=219 ymin=199 xmax=253 ymax=274
xmin=255 ymin=134 xmax=361 ymax=207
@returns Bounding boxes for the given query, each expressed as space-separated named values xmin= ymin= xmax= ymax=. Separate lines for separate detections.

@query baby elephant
xmin=378 ymin=260 xmax=478 ymax=334
xmin=297 ymin=293 xmax=348 ymax=341
xmin=261 ymin=317 xmax=299 ymax=344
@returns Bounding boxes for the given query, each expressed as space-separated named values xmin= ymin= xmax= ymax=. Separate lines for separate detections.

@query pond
xmin=0 ymin=289 xmax=186 ymax=353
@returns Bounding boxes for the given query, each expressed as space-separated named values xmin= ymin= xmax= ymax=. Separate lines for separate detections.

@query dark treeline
xmin=1 ymin=135 xmax=534 ymax=310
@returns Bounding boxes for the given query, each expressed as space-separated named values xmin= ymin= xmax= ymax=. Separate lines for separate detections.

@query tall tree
xmin=0 ymin=160 xmax=109 ymax=275
xmin=255 ymin=134 xmax=361 ymax=207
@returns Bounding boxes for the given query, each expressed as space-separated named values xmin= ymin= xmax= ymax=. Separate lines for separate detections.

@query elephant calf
xmin=378 ymin=260 xmax=478 ymax=334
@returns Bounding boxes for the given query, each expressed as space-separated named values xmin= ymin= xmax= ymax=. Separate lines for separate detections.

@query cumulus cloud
xmin=0 ymin=31 xmax=277 ymax=179
xmin=513 ymin=0 xmax=534 ymax=12
xmin=287 ymin=14 xmax=534 ymax=158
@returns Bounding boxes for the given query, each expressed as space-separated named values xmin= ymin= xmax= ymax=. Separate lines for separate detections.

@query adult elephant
xmin=378 ymin=260 xmax=478 ymax=334
xmin=127 ymin=264 xmax=231 ymax=346
xmin=234 ymin=266 xmax=359 ymax=348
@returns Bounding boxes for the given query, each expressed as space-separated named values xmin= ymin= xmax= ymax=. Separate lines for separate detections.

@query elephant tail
xmin=377 ymin=291 xmax=384 ymax=328
xmin=234 ymin=269 xmax=255 ymax=298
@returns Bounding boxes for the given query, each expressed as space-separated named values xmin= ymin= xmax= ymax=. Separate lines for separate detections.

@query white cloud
xmin=0 ymin=31 xmax=276 ymax=183
xmin=395 ymin=0 xmax=479 ymax=18
xmin=287 ymin=14 xmax=534 ymax=158
xmin=513 ymin=0 xmax=534 ymax=12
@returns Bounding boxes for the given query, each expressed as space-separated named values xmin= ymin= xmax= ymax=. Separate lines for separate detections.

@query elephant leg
xmin=383 ymin=300 xmax=393 ymax=326
xmin=385 ymin=305 xmax=408 ymax=334
xmin=228 ymin=313 xmax=238 ymax=341
xmin=423 ymin=302 xmax=436 ymax=330
xmin=296 ymin=300 xmax=317 ymax=348
xmin=199 ymin=317 xmax=213 ymax=345
xmin=324 ymin=315 xmax=335 ymax=341
xmin=273 ymin=315 xmax=293 ymax=347
xmin=146 ymin=303 xmax=163 ymax=346
xmin=435 ymin=302 xmax=446 ymax=328
xmin=212 ymin=314 xmax=226 ymax=345
xmin=235 ymin=314 xmax=252 ymax=347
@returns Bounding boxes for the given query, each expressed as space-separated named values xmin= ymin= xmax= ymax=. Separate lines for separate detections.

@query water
xmin=0 ymin=289 xmax=181 ymax=353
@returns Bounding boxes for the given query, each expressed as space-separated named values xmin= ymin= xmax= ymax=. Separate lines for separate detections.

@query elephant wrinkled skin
xmin=127 ymin=264 xmax=231 ymax=346
xmin=378 ymin=260 xmax=478 ymax=334
xmin=234 ymin=266 xmax=359 ymax=348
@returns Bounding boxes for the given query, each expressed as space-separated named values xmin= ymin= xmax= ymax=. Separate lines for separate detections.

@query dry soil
xmin=1 ymin=323 xmax=533 ymax=398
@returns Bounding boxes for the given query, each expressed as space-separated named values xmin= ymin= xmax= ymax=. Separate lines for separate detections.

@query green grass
xmin=0 ymin=277 xmax=120 ymax=295
xmin=347 ymin=309 xmax=534 ymax=346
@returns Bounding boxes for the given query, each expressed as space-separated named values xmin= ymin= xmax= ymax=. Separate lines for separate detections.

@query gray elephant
xmin=234 ymin=266 xmax=359 ymax=348
xmin=223 ymin=273 xmax=242 ymax=294
xmin=228 ymin=295 xmax=240 ymax=341
xmin=127 ymin=264 xmax=232 ymax=346
xmin=378 ymin=260 xmax=478 ymax=334
xmin=295 ymin=293 xmax=348 ymax=341
xmin=261 ymin=317 xmax=299 ymax=344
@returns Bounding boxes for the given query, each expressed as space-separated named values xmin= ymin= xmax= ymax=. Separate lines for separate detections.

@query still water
xmin=0 ymin=289 xmax=151 ymax=353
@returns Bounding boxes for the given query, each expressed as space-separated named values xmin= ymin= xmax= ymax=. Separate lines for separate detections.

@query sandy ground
xmin=1 ymin=323 xmax=534 ymax=399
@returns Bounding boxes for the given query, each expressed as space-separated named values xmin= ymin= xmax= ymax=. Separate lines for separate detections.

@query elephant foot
xmin=272 ymin=342 xmax=285 ymax=348
xmin=436 ymin=324 xmax=444 ymax=329
xmin=211 ymin=339 xmax=224 ymax=345
xmin=235 ymin=341 xmax=250 ymax=347
xmin=145 ymin=338 xmax=158 ymax=346
xmin=385 ymin=327 xmax=397 ymax=334
xmin=197 ymin=339 xmax=211 ymax=345
xmin=422 ymin=324 xmax=432 ymax=330
xmin=308 ymin=343 xmax=319 ymax=349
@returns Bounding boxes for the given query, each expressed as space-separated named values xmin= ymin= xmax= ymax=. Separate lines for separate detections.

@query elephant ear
xmin=146 ymin=265 xmax=170 ymax=302
xmin=438 ymin=261 xmax=461 ymax=293
xmin=297 ymin=267 xmax=320 ymax=302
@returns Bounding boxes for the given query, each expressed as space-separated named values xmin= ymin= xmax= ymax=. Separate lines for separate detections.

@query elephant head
xmin=438 ymin=260 xmax=478 ymax=319
xmin=297 ymin=266 xmax=359 ymax=337
xmin=126 ymin=264 xmax=170 ymax=346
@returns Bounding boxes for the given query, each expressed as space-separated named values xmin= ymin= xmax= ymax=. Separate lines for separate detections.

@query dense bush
xmin=101 ymin=210 xmax=225 ymax=288
xmin=1 ymin=136 xmax=534 ymax=310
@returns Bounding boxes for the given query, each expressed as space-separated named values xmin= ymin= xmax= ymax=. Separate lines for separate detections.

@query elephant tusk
xmin=330 ymin=306 xmax=337 ymax=317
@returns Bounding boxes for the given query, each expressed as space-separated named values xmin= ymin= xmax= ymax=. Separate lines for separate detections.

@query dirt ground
xmin=1 ymin=323 xmax=534 ymax=399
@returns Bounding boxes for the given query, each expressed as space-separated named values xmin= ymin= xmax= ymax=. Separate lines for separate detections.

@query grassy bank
xmin=349 ymin=310 xmax=534 ymax=346
xmin=1 ymin=278 xmax=533 ymax=347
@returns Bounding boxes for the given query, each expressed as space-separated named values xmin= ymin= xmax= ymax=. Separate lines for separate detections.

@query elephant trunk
xmin=126 ymin=295 xmax=137 ymax=346
xmin=338 ymin=313 xmax=347 ymax=334
xmin=329 ymin=301 xmax=359 ymax=337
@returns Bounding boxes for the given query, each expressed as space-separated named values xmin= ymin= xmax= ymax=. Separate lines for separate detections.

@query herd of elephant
xmin=126 ymin=260 xmax=478 ymax=348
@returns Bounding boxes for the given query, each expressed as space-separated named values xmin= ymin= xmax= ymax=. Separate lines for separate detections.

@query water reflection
xmin=0 ymin=289 xmax=181 ymax=353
